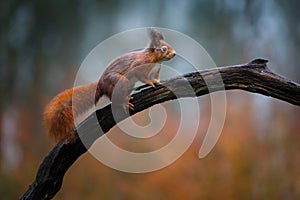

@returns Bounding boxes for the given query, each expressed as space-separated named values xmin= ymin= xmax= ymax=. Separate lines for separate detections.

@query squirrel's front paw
xmin=146 ymin=79 xmax=161 ymax=88
xmin=144 ymin=80 xmax=156 ymax=88
xmin=153 ymin=79 xmax=160 ymax=84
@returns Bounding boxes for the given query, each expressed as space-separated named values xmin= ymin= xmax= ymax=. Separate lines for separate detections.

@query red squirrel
xmin=44 ymin=28 xmax=176 ymax=142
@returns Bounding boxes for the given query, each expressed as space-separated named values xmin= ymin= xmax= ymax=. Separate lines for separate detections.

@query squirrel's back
xmin=43 ymin=82 xmax=97 ymax=142
xmin=44 ymin=28 xmax=175 ymax=142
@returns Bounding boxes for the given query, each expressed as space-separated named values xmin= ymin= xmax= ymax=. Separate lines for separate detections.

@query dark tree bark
xmin=20 ymin=59 xmax=300 ymax=200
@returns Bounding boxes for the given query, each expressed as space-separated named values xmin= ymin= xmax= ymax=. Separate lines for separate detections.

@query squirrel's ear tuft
xmin=147 ymin=28 xmax=164 ymax=48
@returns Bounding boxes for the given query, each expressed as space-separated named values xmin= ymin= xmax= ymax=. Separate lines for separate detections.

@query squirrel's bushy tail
xmin=43 ymin=82 xmax=98 ymax=142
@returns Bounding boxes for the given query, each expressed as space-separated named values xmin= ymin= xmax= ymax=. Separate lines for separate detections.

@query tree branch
xmin=20 ymin=58 xmax=300 ymax=200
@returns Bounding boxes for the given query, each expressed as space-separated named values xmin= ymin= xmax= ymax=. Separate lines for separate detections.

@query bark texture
xmin=20 ymin=59 xmax=300 ymax=200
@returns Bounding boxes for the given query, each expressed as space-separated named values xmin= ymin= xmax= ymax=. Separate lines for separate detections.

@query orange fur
xmin=44 ymin=28 xmax=176 ymax=142
xmin=43 ymin=83 xmax=97 ymax=142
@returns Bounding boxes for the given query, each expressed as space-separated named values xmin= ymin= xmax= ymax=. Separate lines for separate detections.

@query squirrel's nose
xmin=171 ymin=50 xmax=176 ymax=57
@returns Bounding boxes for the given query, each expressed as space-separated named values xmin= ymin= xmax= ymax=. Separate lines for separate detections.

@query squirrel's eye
xmin=161 ymin=46 xmax=168 ymax=52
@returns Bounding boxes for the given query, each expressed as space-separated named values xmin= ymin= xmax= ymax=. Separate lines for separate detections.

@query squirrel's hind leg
xmin=111 ymin=75 xmax=134 ymax=110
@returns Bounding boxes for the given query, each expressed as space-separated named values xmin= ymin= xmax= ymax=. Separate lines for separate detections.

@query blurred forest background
xmin=1 ymin=0 xmax=300 ymax=199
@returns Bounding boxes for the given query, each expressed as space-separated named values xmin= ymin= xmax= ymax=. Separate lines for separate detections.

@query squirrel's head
xmin=147 ymin=28 xmax=176 ymax=62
